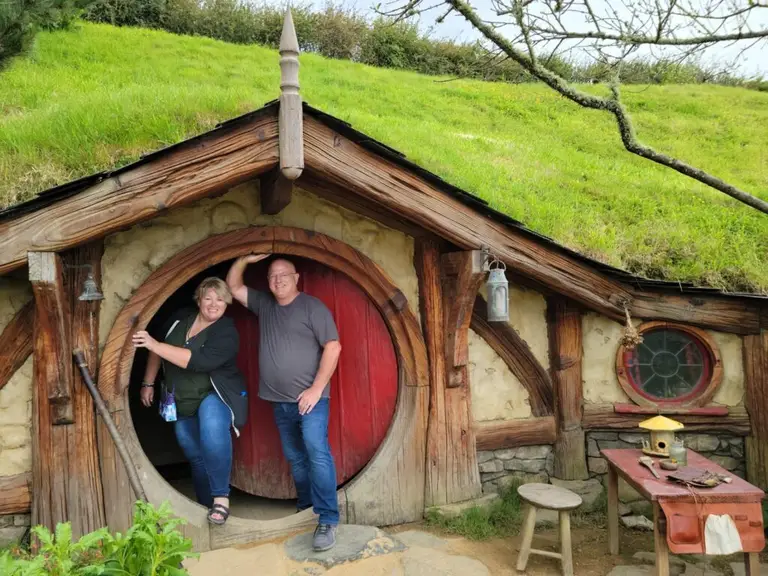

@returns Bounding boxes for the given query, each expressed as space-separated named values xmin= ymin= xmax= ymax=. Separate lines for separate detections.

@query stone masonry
xmin=478 ymin=445 xmax=553 ymax=495
xmin=0 ymin=513 xmax=30 ymax=548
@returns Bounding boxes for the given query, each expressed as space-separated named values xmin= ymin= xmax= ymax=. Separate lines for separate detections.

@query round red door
xmin=228 ymin=257 xmax=399 ymax=498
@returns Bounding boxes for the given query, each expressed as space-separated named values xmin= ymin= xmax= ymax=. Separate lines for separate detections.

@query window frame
xmin=615 ymin=321 xmax=723 ymax=408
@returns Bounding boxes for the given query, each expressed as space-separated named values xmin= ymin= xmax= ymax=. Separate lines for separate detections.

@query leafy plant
xmin=0 ymin=501 xmax=196 ymax=575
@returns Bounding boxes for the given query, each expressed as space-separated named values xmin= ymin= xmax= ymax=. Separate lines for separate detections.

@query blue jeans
xmin=272 ymin=398 xmax=339 ymax=525
xmin=174 ymin=393 xmax=233 ymax=508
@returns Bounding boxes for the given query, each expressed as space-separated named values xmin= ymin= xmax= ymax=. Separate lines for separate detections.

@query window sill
xmin=613 ymin=403 xmax=729 ymax=416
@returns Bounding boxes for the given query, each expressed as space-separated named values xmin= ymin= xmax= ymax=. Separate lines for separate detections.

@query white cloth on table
xmin=704 ymin=514 xmax=743 ymax=555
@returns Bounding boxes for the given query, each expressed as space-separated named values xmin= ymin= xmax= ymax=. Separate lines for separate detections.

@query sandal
xmin=207 ymin=503 xmax=230 ymax=525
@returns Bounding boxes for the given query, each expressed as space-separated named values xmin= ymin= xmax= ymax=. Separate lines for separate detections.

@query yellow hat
xmin=638 ymin=415 xmax=684 ymax=431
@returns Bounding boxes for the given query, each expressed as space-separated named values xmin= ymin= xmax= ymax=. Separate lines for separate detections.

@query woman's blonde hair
xmin=194 ymin=277 xmax=232 ymax=305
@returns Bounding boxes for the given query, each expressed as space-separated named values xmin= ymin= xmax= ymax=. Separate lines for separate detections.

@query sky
xmin=290 ymin=0 xmax=768 ymax=78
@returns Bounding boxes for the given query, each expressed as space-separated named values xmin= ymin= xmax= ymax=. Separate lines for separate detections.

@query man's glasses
xmin=268 ymin=272 xmax=297 ymax=282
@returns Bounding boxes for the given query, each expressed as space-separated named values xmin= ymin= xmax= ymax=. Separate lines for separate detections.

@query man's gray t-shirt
xmin=247 ymin=288 xmax=339 ymax=403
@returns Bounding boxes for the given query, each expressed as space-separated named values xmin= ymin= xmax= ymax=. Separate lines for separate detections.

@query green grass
xmin=424 ymin=484 xmax=607 ymax=541
xmin=1 ymin=22 xmax=767 ymax=293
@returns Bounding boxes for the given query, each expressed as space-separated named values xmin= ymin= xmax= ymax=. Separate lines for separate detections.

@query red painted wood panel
xmin=229 ymin=258 xmax=399 ymax=499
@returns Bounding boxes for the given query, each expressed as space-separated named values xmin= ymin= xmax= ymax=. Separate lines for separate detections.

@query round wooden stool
xmin=515 ymin=483 xmax=583 ymax=576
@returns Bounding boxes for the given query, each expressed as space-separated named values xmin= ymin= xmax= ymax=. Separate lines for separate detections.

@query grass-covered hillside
xmin=1 ymin=23 xmax=766 ymax=293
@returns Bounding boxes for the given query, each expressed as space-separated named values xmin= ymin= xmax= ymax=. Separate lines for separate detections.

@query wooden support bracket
xmin=29 ymin=252 xmax=74 ymax=425
xmin=0 ymin=299 xmax=34 ymax=393
xmin=441 ymin=250 xmax=486 ymax=388
xmin=260 ymin=168 xmax=293 ymax=215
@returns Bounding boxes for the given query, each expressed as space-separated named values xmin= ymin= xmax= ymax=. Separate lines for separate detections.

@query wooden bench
xmin=516 ymin=483 xmax=583 ymax=575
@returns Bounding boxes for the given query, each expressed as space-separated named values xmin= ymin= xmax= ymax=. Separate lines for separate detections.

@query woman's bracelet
xmin=141 ymin=382 xmax=155 ymax=388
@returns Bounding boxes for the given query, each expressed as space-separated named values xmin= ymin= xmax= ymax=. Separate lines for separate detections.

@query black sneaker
xmin=312 ymin=523 xmax=337 ymax=552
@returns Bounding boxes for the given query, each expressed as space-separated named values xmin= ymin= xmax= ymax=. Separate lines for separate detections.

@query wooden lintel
xmin=0 ymin=473 xmax=31 ymax=515
xmin=0 ymin=114 xmax=278 ymax=275
xmin=470 ymin=296 xmax=554 ymax=417
xmin=475 ymin=417 xmax=557 ymax=451
xmin=441 ymin=250 xmax=485 ymax=388
xmin=583 ymin=404 xmax=750 ymax=435
xmin=0 ymin=299 xmax=35 ymax=392
xmin=260 ymin=168 xmax=294 ymax=215
xmin=29 ymin=252 xmax=73 ymax=425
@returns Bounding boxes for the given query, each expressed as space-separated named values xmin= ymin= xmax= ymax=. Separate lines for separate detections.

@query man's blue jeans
xmin=174 ymin=393 xmax=233 ymax=508
xmin=272 ymin=398 xmax=339 ymax=525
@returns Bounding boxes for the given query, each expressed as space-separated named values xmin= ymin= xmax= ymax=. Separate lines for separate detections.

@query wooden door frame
xmin=96 ymin=225 xmax=429 ymax=550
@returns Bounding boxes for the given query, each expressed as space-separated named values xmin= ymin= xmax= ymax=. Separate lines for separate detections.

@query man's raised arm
xmin=227 ymin=254 xmax=267 ymax=307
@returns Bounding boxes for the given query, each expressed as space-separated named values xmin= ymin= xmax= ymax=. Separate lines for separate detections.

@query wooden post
xmin=744 ymin=331 xmax=768 ymax=490
xmin=29 ymin=251 xmax=73 ymax=531
xmin=416 ymin=241 xmax=481 ymax=507
xmin=278 ymin=8 xmax=303 ymax=181
xmin=548 ymin=298 xmax=589 ymax=480
xmin=63 ymin=243 xmax=106 ymax=536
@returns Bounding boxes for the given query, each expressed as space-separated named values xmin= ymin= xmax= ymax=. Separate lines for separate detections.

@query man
xmin=227 ymin=254 xmax=342 ymax=551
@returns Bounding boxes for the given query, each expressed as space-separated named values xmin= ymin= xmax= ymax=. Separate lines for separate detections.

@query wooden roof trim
xmin=0 ymin=113 xmax=279 ymax=275
xmin=302 ymin=115 xmax=762 ymax=334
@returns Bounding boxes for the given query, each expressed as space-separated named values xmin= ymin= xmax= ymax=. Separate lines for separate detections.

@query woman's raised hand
xmin=132 ymin=330 xmax=158 ymax=351
xmin=242 ymin=254 xmax=268 ymax=264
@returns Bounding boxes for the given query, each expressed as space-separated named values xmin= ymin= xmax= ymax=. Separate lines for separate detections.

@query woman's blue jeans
xmin=173 ymin=393 xmax=232 ymax=508
xmin=272 ymin=398 xmax=339 ymax=525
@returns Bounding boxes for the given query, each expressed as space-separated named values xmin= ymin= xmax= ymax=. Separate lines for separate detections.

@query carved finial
xmin=279 ymin=7 xmax=303 ymax=180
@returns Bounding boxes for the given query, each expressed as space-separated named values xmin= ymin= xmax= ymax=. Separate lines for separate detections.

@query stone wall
xmin=0 ymin=513 xmax=30 ymax=548
xmin=477 ymin=445 xmax=553 ymax=495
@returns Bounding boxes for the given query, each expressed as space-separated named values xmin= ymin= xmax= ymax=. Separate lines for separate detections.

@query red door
xmin=228 ymin=258 xmax=399 ymax=499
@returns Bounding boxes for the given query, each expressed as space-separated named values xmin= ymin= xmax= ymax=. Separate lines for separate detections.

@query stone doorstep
xmin=426 ymin=494 xmax=500 ymax=519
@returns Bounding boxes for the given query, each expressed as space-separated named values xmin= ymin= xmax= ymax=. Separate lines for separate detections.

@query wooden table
xmin=601 ymin=448 xmax=765 ymax=576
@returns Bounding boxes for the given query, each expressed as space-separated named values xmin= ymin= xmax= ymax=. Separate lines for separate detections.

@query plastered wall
xmin=100 ymin=182 xmax=420 ymax=347
xmin=0 ymin=279 xmax=33 ymax=478
xmin=469 ymin=285 xmax=549 ymax=422
xmin=581 ymin=312 xmax=745 ymax=406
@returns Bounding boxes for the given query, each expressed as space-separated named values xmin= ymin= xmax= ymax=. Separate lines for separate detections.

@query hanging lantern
xmin=78 ymin=270 xmax=104 ymax=301
xmin=486 ymin=258 xmax=509 ymax=322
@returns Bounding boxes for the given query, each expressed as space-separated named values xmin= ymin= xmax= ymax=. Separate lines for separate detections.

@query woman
xmin=133 ymin=277 xmax=247 ymax=526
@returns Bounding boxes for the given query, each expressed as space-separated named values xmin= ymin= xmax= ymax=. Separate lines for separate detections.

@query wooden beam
xmin=298 ymin=170 xmax=444 ymax=240
xmin=416 ymin=240 xmax=481 ymax=507
xmin=0 ymin=473 xmax=31 ymax=514
xmin=744 ymin=331 xmax=768 ymax=490
xmin=29 ymin=251 xmax=72 ymax=532
xmin=582 ymin=404 xmax=750 ymax=435
xmin=62 ymin=243 xmax=106 ymax=537
xmin=259 ymin=168 xmax=293 ymax=215
xmin=475 ymin=417 xmax=557 ymax=451
xmin=0 ymin=114 xmax=278 ymax=275
xmin=0 ymin=300 xmax=34 ymax=392
xmin=470 ymin=296 xmax=553 ymax=417
xmin=303 ymin=116 xmax=761 ymax=335
xmin=29 ymin=252 xmax=73 ymax=425
xmin=441 ymin=250 xmax=485 ymax=388
xmin=548 ymin=298 xmax=588 ymax=480
xmin=631 ymin=292 xmax=761 ymax=336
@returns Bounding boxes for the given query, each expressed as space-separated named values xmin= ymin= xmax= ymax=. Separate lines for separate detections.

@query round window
xmin=616 ymin=322 xmax=721 ymax=408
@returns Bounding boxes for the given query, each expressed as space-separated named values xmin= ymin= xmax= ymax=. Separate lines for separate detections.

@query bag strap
xmin=161 ymin=319 xmax=182 ymax=394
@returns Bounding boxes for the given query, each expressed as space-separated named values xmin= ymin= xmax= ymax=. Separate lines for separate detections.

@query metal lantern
xmin=486 ymin=259 xmax=509 ymax=322
xmin=78 ymin=270 xmax=104 ymax=301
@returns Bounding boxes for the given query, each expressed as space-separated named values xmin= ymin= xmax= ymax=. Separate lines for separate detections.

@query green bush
xmin=81 ymin=0 xmax=753 ymax=87
xmin=0 ymin=501 xmax=196 ymax=576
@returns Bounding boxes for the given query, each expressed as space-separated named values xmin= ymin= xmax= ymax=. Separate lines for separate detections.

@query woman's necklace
xmin=186 ymin=314 xmax=211 ymax=343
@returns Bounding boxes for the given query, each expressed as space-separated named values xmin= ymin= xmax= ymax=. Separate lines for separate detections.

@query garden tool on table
xmin=73 ymin=348 xmax=147 ymax=502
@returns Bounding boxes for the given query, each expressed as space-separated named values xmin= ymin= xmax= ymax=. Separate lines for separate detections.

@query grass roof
xmin=1 ymin=23 xmax=766 ymax=294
